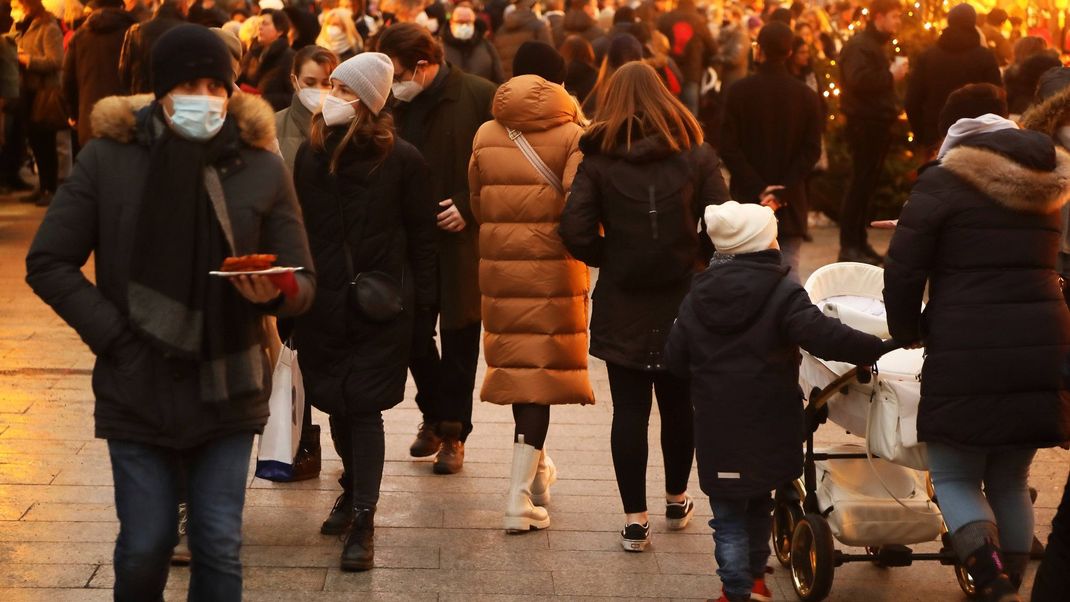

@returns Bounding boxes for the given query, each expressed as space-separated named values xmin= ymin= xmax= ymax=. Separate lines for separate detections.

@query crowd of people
xmin=9 ymin=0 xmax=1070 ymax=600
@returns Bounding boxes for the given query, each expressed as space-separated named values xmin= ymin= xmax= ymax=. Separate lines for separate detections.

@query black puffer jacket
xmin=560 ymin=129 xmax=729 ymax=370
xmin=291 ymin=134 xmax=438 ymax=416
xmin=839 ymin=23 xmax=897 ymax=123
xmin=666 ymin=251 xmax=887 ymax=498
xmin=904 ymin=25 xmax=1002 ymax=146
xmin=25 ymin=94 xmax=315 ymax=449
xmin=884 ymin=129 xmax=1070 ymax=449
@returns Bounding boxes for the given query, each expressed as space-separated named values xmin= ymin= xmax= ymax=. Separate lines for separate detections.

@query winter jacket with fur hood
xmin=469 ymin=75 xmax=594 ymax=406
xmin=1021 ymin=82 xmax=1070 ymax=276
xmin=25 ymin=94 xmax=315 ymax=449
xmin=884 ymin=129 xmax=1070 ymax=449
xmin=665 ymin=250 xmax=887 ymax=498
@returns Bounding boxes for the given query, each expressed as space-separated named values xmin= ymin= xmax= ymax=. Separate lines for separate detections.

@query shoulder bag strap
xmin=507 ymin=128 xmax=565 ymax=197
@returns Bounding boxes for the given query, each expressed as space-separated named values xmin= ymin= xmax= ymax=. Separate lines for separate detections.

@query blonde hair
xmin=588 ymin=62 xmax=703 ymax=155
xmin=316 ymin=9 xmax=364 ymax=53
xmin=239 ymin=15 xmax=262 ymax=50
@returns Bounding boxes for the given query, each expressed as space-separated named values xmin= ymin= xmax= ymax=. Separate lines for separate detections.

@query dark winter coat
xmin=62 ymin=7 xmax=138 ymax=143
xmin=444 ymin=25 xmax=505 ymax=84
xmin=239 ymin=38 xmax=296 ymax=112
xmin=665 ymin=250 xmax=888 ymax=498
xmin=839 ymin=23 xmax=897 ymax=123
xmin=1004 ymin=52 xmax=1062 ymax=116
xmin=291 ymin=134 xmax=438 ymax=416
xmin=564 ymin=59 xmax=598 ymax=103
xmin=392 ymin=64 xmax=496 ymax=330
xmin=559 ymin=130 xmax=730 ymax=370
xmin=24 ymin=94 xmax=315 ymax=449
xmin=492 ymin=9 xmax=553 ymax=79
xmin=118 ymin=2 xmax=185 ymax=95
xmin=905 ymin=26 xmax=1002 ymax=146
xmin=884 ymin=129 xmax=1070 ymax=450
xmin=563 ymin=9 xmax=605 ymax=44
xmin=719 ymin=62 xmax=823 ymax=238
xmin=656 ymin=6 xmax=716 ymax=84
xmin=16 ymin=12 xmax=63 ymax=92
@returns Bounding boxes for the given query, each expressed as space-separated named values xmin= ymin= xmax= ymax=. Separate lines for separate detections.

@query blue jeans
xmin=709 ymin=495 xmax=774 ymax=597
xmin=928 ymin=442 xmax=1037 ymax=554
xmin=108 ymin=432 xmax=254 ymax=602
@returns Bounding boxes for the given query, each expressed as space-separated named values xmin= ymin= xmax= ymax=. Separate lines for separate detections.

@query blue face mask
xmin=166 ymin=94 xmax=227 ymax=141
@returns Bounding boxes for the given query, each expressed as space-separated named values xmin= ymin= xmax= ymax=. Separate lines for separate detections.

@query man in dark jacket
xmin=719 ymin=22 xmax=822 ymax=280
xmin=665 ymin=200 xmax=888 ymax=602
xmin=378 ymin=23 xmax=496 ymax=475
xmin=26 ymin=26 xmax=314 ymax=599
xmin=117 ymin=0 xmax=188 ymax=94
xmin=905 ymin=3 xmax=1001 ymax=152
xmin=657 ymin=0 xmax=716 ymax=115
xmin=837 ymin=0 xmax=905 ymax=265
xmin=62 ymin=0 xmax=138 ymax=147
xmin=443 ymin=3 xmax=505 ymax=84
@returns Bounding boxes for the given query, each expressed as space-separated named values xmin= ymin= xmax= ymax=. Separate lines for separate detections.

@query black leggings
xmin=513 ymin=404 xmax=550 ymax=450
xmin=607 ymin=363 xmax=694 ymax=514
xmin=329 ymin=412 xmax=385 ymax=510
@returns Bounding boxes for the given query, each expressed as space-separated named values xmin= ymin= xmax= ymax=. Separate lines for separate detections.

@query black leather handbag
xmin=335 ymin=188 xmax=405 ymax=323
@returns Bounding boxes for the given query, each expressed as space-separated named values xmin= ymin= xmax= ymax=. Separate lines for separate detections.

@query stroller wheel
xmin=954 ymin=562 xmax=981 ymax=599
xmin=790 ymin=514 xmax=835 ymax=602
xmin=773 ymin=500 xmax=804 ymax=567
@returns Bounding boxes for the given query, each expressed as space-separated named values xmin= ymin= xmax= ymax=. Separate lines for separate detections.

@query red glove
xmin=266 ymin=272 xmax=299 ymax=299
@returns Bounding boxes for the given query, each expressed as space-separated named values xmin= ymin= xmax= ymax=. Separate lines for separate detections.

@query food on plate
xmin=219 ymin=254 xmax=277 ymax=273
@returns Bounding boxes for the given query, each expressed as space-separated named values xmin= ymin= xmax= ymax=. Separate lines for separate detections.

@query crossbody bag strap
xmin=507 ymin=128 xmax=565 ymax=197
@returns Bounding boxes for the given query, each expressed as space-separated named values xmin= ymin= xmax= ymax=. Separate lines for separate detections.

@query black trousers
xmin=839 ymin=117 xmax=893 ymax=250
xmin=329 ymin=412 xmax=385 ymax=510
xmin=1032 ymin=469 xmax=1070 ymax=601
xmin=408 ymin=317 xmax=481 ymax=441
xmin=606 ymin=363 xmax=694 ymax=514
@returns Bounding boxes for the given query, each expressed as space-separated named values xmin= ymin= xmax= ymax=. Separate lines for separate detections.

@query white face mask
xmin=1057 ymin=125 xmax=1070 ymax=150
xmin=415 ymin=12 xmax=439 ymax=33
xmin=451 ymin=23 xmax=475 ymax=40
xmin=322 ymin=94 xmax=359 ymax=127
xmin=166 ymin=94 xmax=227 ymax=141
xmin=391 ymin=64 xmax=426 ymax=103
xmin=297 ymin=86 xmax=328 ymax=113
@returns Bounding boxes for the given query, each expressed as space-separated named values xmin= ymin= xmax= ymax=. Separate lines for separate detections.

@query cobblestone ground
xmin=0 ymin=195 xmax=1064 ymax=601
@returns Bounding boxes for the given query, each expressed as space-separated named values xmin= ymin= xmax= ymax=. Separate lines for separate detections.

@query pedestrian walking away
xmin=25 ymin=25 xmax=315 ymax=600
xmin=561 ymin=61 xmax=730 ymax=554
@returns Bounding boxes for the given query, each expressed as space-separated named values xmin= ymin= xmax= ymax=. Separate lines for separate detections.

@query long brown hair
xmin=309 ymin=99 xmax=395 ymax=174
xmin=589 ymin=62 xmax=704 ymax=155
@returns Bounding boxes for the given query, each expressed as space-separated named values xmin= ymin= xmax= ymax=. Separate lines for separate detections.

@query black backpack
xmin=602 ymin=153 xmax=702 ymax=290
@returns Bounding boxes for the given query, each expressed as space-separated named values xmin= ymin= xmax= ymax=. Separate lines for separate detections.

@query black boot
xmin=320 ymin=491 xmax=353 ymax=535
xmin=340 ymin=507 xmax=375 ymax=572
xmin=953 ymin=522 xmax=1022 ymax=602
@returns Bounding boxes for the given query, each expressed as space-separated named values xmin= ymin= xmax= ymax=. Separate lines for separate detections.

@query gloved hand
xmin=266 ymin=271 xmax=299 ymax=299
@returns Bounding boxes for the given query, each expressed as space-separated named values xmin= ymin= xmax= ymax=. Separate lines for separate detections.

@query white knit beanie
xmin=704 ymin=201 xmax=778 ymax=255
xmin=330 ymin=52 xmax=394 ymax=116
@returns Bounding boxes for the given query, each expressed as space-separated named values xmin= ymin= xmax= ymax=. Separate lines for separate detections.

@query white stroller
xmin=775 ymin=262 xmax=978 ymax=601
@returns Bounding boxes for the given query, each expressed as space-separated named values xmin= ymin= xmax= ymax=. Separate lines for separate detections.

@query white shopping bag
xmin=255 ymin=345 xmax=305 ymax=481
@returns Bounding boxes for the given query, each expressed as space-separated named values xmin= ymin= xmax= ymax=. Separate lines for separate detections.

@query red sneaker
xmin=751 ymin=577 xmax=773 ymax=602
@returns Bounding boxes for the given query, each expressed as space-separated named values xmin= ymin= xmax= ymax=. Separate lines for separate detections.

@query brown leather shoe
xmin=409 ymin=422 xmax=442 ymax=458
xmin=286 ymin=425 xmax=321 ymax=482
xmin=433 ymin=421 xmax=464 ymax=475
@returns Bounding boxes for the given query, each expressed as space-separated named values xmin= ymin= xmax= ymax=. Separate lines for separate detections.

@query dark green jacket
xmin=393 ymin=64 xmax=496 ymax=330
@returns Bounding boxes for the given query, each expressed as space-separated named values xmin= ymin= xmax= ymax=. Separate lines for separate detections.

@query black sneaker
xmin=621 ymin=522 xmax=651 ymax=552
xmin=666 ymin=496 xmax=694 ymax=530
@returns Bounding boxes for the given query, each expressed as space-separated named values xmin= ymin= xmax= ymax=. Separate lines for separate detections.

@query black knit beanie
xmin=513 ymin=41 xmax=567 ymax=84
xmin=151 ymin=24 xmax=234 ymax=99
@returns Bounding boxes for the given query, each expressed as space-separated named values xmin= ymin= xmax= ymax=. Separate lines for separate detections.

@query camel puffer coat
xmin=469 ymin=75 xmax=595 ymax=406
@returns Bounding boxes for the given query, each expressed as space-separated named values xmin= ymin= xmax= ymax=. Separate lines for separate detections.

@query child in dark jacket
xmin=664 ymin=201 xmax=894 ymax=602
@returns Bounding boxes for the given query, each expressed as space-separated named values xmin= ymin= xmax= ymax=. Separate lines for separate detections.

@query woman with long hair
xmin=291 ymin=52 xmax=437 ymax=571
xmin=469 ymin=45 xmax=595 ymax=533
xmin=561 ymin=62 xmax=730 ymax=552
xmin=316 ymin=8 xmax=362 ymax=61
xmin=560 ymin=34 xmax=598 ymax=102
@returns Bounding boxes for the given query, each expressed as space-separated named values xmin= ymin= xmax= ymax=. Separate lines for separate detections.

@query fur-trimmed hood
xmin=1019 ymin=84 xmax=1070 ymax=138
xmin=89 ymin=93 xmax=277 ymax=151
xmin=941 ymin=129 xmax=1070 ymax=214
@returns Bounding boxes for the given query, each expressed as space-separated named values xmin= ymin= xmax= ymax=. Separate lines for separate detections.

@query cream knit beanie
xmin=330 ymin=52 xmax=394 ymax=116
xmin=704 ymin=201 xmax=778 ymax=255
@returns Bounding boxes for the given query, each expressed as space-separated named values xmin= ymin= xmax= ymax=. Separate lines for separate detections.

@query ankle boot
xmin=433 ymin=420 xmax=465 ymax=475
xmin=504 ymin=436 xmax=550 ymax=533
xmin=321 ymin=491 xmax=353 ymax=535
xmin=953 ymin=521 xmax=1022 ymax=602
xmin=288 ymin=425 xmax=322 ymax=482
xmin=530 ymin=448 xmax=557 ymax=506
xmin=340 ymin=507 xmax=375 ymax=571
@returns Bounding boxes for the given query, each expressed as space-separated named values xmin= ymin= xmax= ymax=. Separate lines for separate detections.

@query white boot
xmin=504 ymin=436 xmax=550 ymax=533
xmin=530 ymin=448 xmax=557 ymax=507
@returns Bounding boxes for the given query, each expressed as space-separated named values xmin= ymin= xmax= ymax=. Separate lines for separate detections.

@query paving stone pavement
xmin=0 ymin=196 xmax=1065 ymax=601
